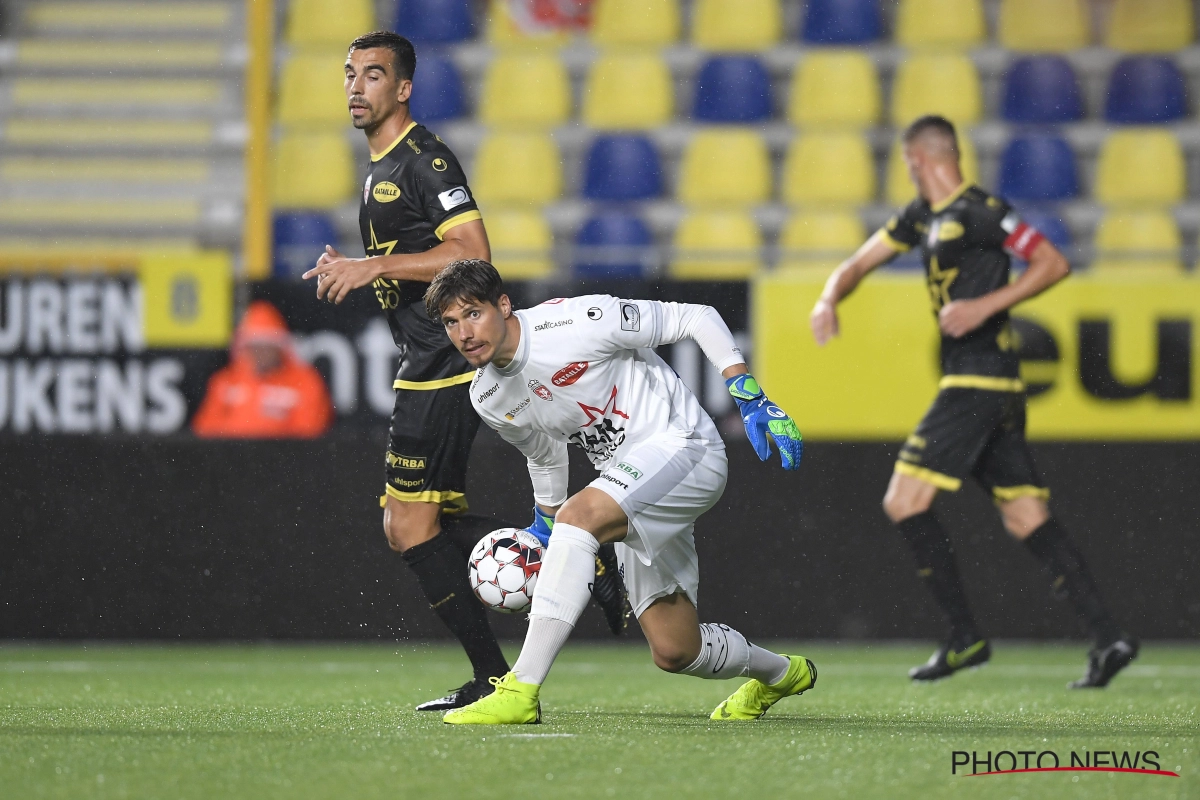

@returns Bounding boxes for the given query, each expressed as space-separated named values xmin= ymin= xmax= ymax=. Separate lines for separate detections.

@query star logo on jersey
xmin=569 ymin=386 xmax=629 ymax=461
xmin=367 ymin=220 xmax=397 ymax=256
xmin=577 ymin=385 xmax=629 ymax=427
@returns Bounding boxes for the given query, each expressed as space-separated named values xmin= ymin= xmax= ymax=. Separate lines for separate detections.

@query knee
xmin=650 ymin=643 xmax=699 ymax=674
xmin=999 ymin=499 xmax=1049 ymax=540
xmin=382 ymin=504 xmax=439 ymax=552
xmin=883 ymin=490 xmax=930 ymax=524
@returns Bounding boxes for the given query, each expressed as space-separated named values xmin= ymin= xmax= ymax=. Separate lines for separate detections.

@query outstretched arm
xmin=810 ymin=232 xmax=901 ymax=346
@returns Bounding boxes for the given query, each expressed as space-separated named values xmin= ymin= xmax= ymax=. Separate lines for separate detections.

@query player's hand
xmin=810 ymin=298 xmax=839 ymax=346
xmin=523 ymin=506 xmax=554 ymax=547
xmin=302 ymin=246 xmax=377 ymax=305
xmin=938 ymin=298 xmax=993 ymax=338
xmin=726 ymin=374 xmax=804 ymax=471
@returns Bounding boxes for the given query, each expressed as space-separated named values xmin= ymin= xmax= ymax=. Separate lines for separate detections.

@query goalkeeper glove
xmin=524 ymin=506 xmax=554 ymax=547
xmin=726 ymin=373 xmax=804 ymax=471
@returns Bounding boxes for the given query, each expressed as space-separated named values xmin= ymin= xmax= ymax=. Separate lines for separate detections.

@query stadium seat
xmin=998 ymin=0 xmax=1089 ymax=52
xmin=694 ymin=57 xmax=772 ymax=123
xmin=583 ymin=135 xmax=663 ymax=201
xmin=788 ymin=51 xmax=880 ymax=128
xmin=483 ymin=207 xmax=555 ymax=279
xmin=590 ymin=0 xmax=680 ymax=47
xmin=782 ymin=132 xmax=875 ymax=206
xmin=891 ymin=54 xmax=982 ymax=126
xmin=1094 ymin=130 xmax=1185 ymax=206
xmin=1092 ymin=210 xmax=1183 ymax=273
xmin=671 ymin=211 xmax=762 ymax=280
xmin=272 ymin=131 xmax=354 ymax=209
xmin=472 ymin=133 xmax=562 ymax=206
xmin=273 ymin=212 xmax=337 ymax=279
xmin=395 ymin=0 xmax=474 ymax=43
xmin=574 ymin=211 xmax=653 ymax=279
xmin=409 ymin=55 xmax=465 ymax=122
xmin=678 ymin=129 xmax=772 ymax=207
xmin=894 ymin=0 xmax=985 ymax=49
xmin=1001 ymin=56 xmax=1084 ymax=124
xmin=479 ymin=53 xmax=571 ymax=128
xmin=801 ymin=0 xmax=883 ymax=44
xmin=485 ymin=0 xmax=569 ymax=48
xmin=693 ymin=0 xmax=782 ymax=51
xmin=583 ymin=53 xmax=673 ymax=130
xmin=997 ymin=134 xmax=1079 ymax=202
xmin=886 ymin=135 xmax=978 ymax=206
xmin=777 ymin=210 xmax=865 ymax=272
xmin=1017 ymin=209 xmax=1071 ymax=253
xmin=286 ymin=0 xmax=375 ymax=47
xmin=276 ymin=51 xmax=349 ymax=127
xmin=1105 ymin=57 xmax=1188 ymax=124
xmin=1106 ymin=0 xmax=1194 ymax=53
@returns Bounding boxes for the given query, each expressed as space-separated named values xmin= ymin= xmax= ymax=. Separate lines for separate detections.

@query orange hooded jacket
xmin=192 ymin=301 xmax=333 ymax=438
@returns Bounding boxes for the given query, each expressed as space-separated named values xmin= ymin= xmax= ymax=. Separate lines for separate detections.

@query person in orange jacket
xmin=192 ymin=300 xmax=333 ymax=438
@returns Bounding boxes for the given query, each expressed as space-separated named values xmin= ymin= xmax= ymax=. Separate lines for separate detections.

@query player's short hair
xmin=902 ymin=114 xmax=959 ymax=158
xmin=425 ymin=259 xmax=505 ymax=320
xmin=348 ymin=31 xmax=416 ymax=82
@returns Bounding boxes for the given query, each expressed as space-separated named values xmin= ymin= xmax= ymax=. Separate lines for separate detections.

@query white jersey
xmin=470 ymin=295 xmax=743 ymax=507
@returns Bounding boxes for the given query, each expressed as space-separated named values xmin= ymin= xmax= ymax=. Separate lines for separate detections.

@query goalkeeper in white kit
xmin=424 ymin=259 xmax=814 ymax=724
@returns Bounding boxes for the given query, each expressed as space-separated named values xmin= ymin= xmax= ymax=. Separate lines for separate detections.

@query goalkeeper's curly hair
xmin=424 ymin=258 xmax=505 ymax=320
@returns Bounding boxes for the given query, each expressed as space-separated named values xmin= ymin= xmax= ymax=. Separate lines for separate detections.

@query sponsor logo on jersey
xmin=534 ymin=318 xmax=572 ymax=331
xmin=386 ymin=451 xmax=427 ymax=470
xmin=504 ymin=398 xmax=531 ymax=420
xmin=470 ymin=368 xmax=484 ymax=388
xmin=937 ymin=220 xmax=965 ymax=241
xmin=569 ymin=385 xmax=629 ymax=460
xmin=587 ymin=306 xmax=603 ymax=320
xmin=552 ymin=361 xmax=589 ymax=387
xmin=438 ymin=186 xmax=470 ymax=211
xmin=476 ymin=383 xmax=499 ymax=403
xmin=600 ymin=473 xmax=629 ymax=490
xmin=431 ymin=157 xmax=448 ymax=172
xmin=372 ymin=181 xmax=401 ymax=203
xmin=620 ymin=303 xmax=641 ymax=332
xmin=406 ymin=138 xmax=421 ymax=154
xmin=542 ymin=298 xmax=565 ymax=305
xmin=614 ymin=462 xmax=642 ymax=480
xmin=392 ymin=478 xmax=424 ymax=488
xmin=529 ymin=380 xmax=553 ymax=401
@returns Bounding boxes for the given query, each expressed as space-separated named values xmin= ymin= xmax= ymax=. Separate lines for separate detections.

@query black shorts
xmin=895 ymin=387 xmax=1049 ymax=502
xmin=383 ymin=381 xmax=480 ymax=514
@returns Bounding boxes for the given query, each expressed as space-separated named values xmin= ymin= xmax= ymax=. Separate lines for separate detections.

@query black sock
xmin=897 ymin=511 xmax=979 ymax=639
xmin=1023 ymin=518 xmax=1120 ymax=647
xmin=400 ymin=532 xmax=510 ymax=681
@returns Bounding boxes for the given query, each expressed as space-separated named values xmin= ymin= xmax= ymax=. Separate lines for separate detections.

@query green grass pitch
xmin=1 ymin=642 xmax=1196 ymax=799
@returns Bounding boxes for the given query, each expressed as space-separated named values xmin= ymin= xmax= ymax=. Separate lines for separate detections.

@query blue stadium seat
xmin=998 ymin=134 xmax=1079 ymax=202
xmin=1001 ymin=56 xmax=1084 ymax=124
xmin=1016 ymin=209 xmax=1071 ymax=252
xmin=409 ymin=55 xmax=465 ymax=122
xmin=1105 ymin=56 xmax=1188 ymax=124
xmin=583 ymin=135 xmax=663 ymax=202
xmin=273 ymin=212 xmax=337 ymax=280
xmin=574 ymin=211 xmax=653 ymax=280
xmin=394 ymin=0 xmax=474 ymax=43
xmin=801 ymin=0 xmax=883 ymax=44
xmin=693 ymin=56 xmax=772 ymax=123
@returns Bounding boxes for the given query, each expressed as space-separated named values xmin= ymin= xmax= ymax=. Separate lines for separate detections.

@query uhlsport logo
xmin=951 ymin=748 xmax=1178 ymax=778
xmin=476 ymin=383 xmax=498 ymax=403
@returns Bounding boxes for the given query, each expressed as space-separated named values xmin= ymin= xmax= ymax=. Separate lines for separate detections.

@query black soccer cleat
xmin=909 ymin=635 xmax=991 ymax=681
xmin=1069 ymin=635 xmax=1139 ymax=689
xmin=591 ymin=544 xmax=631 ymax=636
xmin=415 ymin=677 xmax=498 ymax=711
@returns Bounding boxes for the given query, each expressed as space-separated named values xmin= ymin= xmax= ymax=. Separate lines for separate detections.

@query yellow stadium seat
xmin=895 ymin=0 xmax=986 ymax=49
xmin=782 ymin=133 xmax=875 ymax=206
xmin=486 ymin=0 xmax=570 ymax=48
xmin=788 ymin=51 xmax=880 ymax=128
xmin=483 ymin=208 xmax=555 ymax=279
xmin=591 ymin=0 xmax=680 ymax=46
xmin=891 ymin=54 xmax=982 ymax=126
xmin=1106 ymin=0 xmax=1194 ymax=52
xmin=277 ymin=51 xmax=348 ymax=126
xmin=1095 ymin=130 xmax=1185 ymax=206
xmin=998 ymin=0 xmax=1089 ymax=52
xmin=692 ymin=0 xmax=782 ymax=51
xmin=583 ymin=53 xmax=673 ymax=130
xmin=272 ymin=130 xmax=353 ymax=209
xmin=479 ymin=53 xmax=571 ymax=129
xmin=678 ymin=130 xmax=771 ymax=208
xmin=472 ymin=132 xmax=562 ymax=206
xmin=777 ymin=211 xmax=866 ymax=272
xmin=886 ymin=135 xmax=979 ymax=206
xmin=671 ymin=211 xmax=762 ymax=280
xmin=286 ymin=0 xmax=374 ymax=47
xmin=1092 ymin=210 xmax=1183 ymax=273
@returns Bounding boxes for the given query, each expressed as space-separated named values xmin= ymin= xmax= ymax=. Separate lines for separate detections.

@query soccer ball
xmin=467 ymin=529 xmax=543 ymax=614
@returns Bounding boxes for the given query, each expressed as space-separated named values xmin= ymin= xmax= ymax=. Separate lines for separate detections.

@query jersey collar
xmin=370 ymin=120 xmax=419 ymax=162
xmin=493 ymin=311 xmax=530 ymax=377
xmin=930 ymin=181 xmax=970 ymax=213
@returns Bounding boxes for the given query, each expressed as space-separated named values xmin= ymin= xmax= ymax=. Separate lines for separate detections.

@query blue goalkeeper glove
xmin=524 ymin=506 xmax=554 ymax=547
xmin=726 ymin=373 xmax=804 ymax=470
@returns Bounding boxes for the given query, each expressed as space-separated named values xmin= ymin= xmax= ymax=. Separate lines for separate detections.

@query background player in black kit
xmin=809 ymin=116 xmax=1137 ymax=688
xmin=302 ymin=32 xmax=626 ymax=711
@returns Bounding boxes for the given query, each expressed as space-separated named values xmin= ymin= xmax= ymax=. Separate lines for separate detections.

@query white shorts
xmin=589 ymin=434 xmax=728 ymax=618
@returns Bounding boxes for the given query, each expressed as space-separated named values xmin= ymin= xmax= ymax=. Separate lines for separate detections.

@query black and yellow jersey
xmin=359 ymin=121 xmax=481 ymax=389
xmin=879 ymin=183 xmax=1045 ymax=388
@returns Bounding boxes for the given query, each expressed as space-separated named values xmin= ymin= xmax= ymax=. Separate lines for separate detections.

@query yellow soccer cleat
xmin=710 ymin=655 xmax=817 ymax=721
xmin=443 ymin=673 xmax=542 ymax=725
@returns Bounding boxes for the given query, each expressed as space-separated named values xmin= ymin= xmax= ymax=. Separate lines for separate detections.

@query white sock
xmin=512 ymin=523 xmax=599 ymax=685
xmin=680 ymin=623 xmax=790 ymax=684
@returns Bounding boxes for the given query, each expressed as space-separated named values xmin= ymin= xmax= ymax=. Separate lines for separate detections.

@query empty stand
xmin=782 ymin=132 xmax=875 ymax=206
xmin=479 ymin=53 xmax=571 ymax=128
xmin=692 ymin=0 xmax=782 ymax=51
xmin=272 ymin=131 xmax=354 ymax=210
xmin=286 ymin=0 xmax=375 ymax=47
xmin=777 ymin=210 xmax=866 ymax=271
xmin=582 ymin=135 xmax=663 ymax=201
xmin=1092 ymin=210 xmax=1184 ymax=273
xmin=273 ymin=212 xmax=338 ymax=279
xmin=583 ymin=53 xmax=674 ymax=130
xmin=1095 ymin=130 xmax=1186 ymax=206
xmin=590 ymin=0 xmax=680 ymax=47
xmin=484 ymin=207 xmax=555 ymax=278
xmin=1001 ymin=56 xmax=1084 ymax=124
xmin=1017 ymin=209 xmax=1072 ymax=253
xmin=801 ymin=0 xmax=883 ymax=44
xmin=894 ymin=0 xmax=985 ymax=50
xmin=788 ymin=51 xmax=880 ymax=128
xmin=410 ymin=56 xmax=466 ymax=122
xmin=472 ymin=132 xmax=563 ymax=205
xmin=998 ymin=0 xmax=1089 ymax=52
xmin=891 ymin=54 xmax=982 ymax=126
xmin=998 ymin=134 xmax=1079 ymax=202
xmin=1105 ymin=57 xmax=1188 ymax=124
xmin=678 ymin=129 xmax=772 ymax=207
xmin=574 ymin=211 xmax=653 ymax=279
xmin=694 ymin=57 xmax=772 ymax=123
xmin=277 ymin=51 xmax=349 ymax=127
xmin=671 ymin=211 xmax=762 ymax=280
xmin=395 ymin=0 xmax=475 ymax=44
xmin=1106 ymin=0 xmax=1194 ymax=53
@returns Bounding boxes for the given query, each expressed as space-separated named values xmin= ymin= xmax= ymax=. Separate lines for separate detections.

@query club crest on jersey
xmin=552 ymin=361 xmax=588 ymax=387
xmin=372 ymin=181 xmax=401 ymax=203
xmin=569 ymin=386 xmax=629 ymax=460
xmin=363 ymin=174 xmax=372 ymax=203
xmin=529 ymin=380 xmax=553 ymax=401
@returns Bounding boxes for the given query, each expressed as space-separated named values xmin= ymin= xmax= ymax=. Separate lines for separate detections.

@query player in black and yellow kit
xmin=810 ymin=116 xmax=1136 ymax=688
xmin=303 ymin=32 xmax=626 ymax=711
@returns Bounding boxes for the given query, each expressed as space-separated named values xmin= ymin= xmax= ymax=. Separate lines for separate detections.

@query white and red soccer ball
xmin=468 ymin=529 xmax=543 ymax=613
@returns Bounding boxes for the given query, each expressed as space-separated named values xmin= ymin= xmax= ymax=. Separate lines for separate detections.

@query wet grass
xmin=0 ymin=642 xmax=1196 ymax=799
